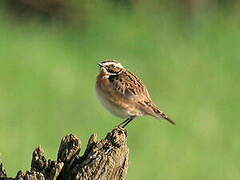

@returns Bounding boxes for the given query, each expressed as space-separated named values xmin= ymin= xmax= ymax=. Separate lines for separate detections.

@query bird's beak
xmin=98 ymin=62 xmax=103 ymax=67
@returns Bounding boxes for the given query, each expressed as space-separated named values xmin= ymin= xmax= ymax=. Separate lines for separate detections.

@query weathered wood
xmin=0 ymin=128 xmax=129 ymax=180
xmin=0 ymin=162 xmax=7 ymax=178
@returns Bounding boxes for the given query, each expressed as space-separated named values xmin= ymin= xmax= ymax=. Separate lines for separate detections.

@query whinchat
xmin=96 ymin=60 xmax=175 ymax=128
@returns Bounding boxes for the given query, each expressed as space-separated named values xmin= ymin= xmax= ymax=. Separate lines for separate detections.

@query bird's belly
xmin=97 ymin=93 xmax=129 ymax=118
xmin=96 ymin=89 xmax=143 ymax=119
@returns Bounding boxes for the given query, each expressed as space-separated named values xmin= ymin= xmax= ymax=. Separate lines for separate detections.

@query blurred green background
xmin=0 ymin=0 xmax=240 ymax=179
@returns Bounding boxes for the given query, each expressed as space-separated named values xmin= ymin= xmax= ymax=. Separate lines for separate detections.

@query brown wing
xmin=110 ymin=71 xmax=151 ymax=100
xmin=109 ymin=70 xmax=175 ymax=125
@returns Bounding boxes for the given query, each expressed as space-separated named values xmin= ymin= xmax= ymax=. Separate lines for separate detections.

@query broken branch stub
xmin=0 ymin=127 xmax=129 ymax=180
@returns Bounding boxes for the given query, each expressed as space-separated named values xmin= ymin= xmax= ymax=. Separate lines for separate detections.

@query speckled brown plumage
xmin=96 ymin=60 xmax=175 ymax=127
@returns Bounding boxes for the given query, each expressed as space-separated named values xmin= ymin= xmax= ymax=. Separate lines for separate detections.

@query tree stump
xmin=0 ymin=128 xmax=129 ymax=180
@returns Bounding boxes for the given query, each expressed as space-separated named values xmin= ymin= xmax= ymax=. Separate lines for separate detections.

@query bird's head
xmin=97 ymin=60 xmax=125 ymax=77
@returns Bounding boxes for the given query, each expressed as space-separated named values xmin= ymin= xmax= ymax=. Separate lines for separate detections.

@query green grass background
xmin=0 ymin=6 xmax=240 ymax=180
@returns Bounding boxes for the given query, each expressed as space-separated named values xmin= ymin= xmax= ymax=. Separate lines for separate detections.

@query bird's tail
xmin=139 ymin=101 xmax=175 ymax=125
xmin=156 ymin=110 xmax=175 ymax=125
xmin=152 ymin=104 xmax=175 ymax=125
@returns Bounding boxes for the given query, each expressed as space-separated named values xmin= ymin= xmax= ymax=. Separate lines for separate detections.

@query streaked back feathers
xmin=96 ymin=59 xmax=175 ymax=126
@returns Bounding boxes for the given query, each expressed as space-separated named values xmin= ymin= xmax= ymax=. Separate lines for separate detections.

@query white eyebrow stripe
xmin=102 ymin=62 xmax=115 ymax=66
xmin=102 ymin=62 xmax=124 ymax=68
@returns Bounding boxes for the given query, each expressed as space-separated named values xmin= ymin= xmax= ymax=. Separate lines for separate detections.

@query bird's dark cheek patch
xmin=107 ymin=67 xmax=122 ymax=74
xmin=109 ymin=75 xmax=117 ymax=81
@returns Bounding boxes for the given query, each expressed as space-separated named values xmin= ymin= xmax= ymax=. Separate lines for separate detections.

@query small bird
xmin=96 ymin=60 xmax=175 ymax=128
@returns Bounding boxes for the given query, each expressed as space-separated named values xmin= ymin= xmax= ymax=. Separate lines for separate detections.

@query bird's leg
xmin=117 ymin=116 xmax=135 ymax=128
xmin=117 ymin=118 xmax=130 ymax=128
xmin=122 ymin=116 xmax=135 ymax=128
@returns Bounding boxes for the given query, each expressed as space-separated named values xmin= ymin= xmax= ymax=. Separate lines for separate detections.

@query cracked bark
xmin=0 ymin=128 xmax=129 ymax=180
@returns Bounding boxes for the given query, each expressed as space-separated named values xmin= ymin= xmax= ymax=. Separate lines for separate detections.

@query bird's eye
xmin=106 ymin=65 xmax=116 ymax=73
